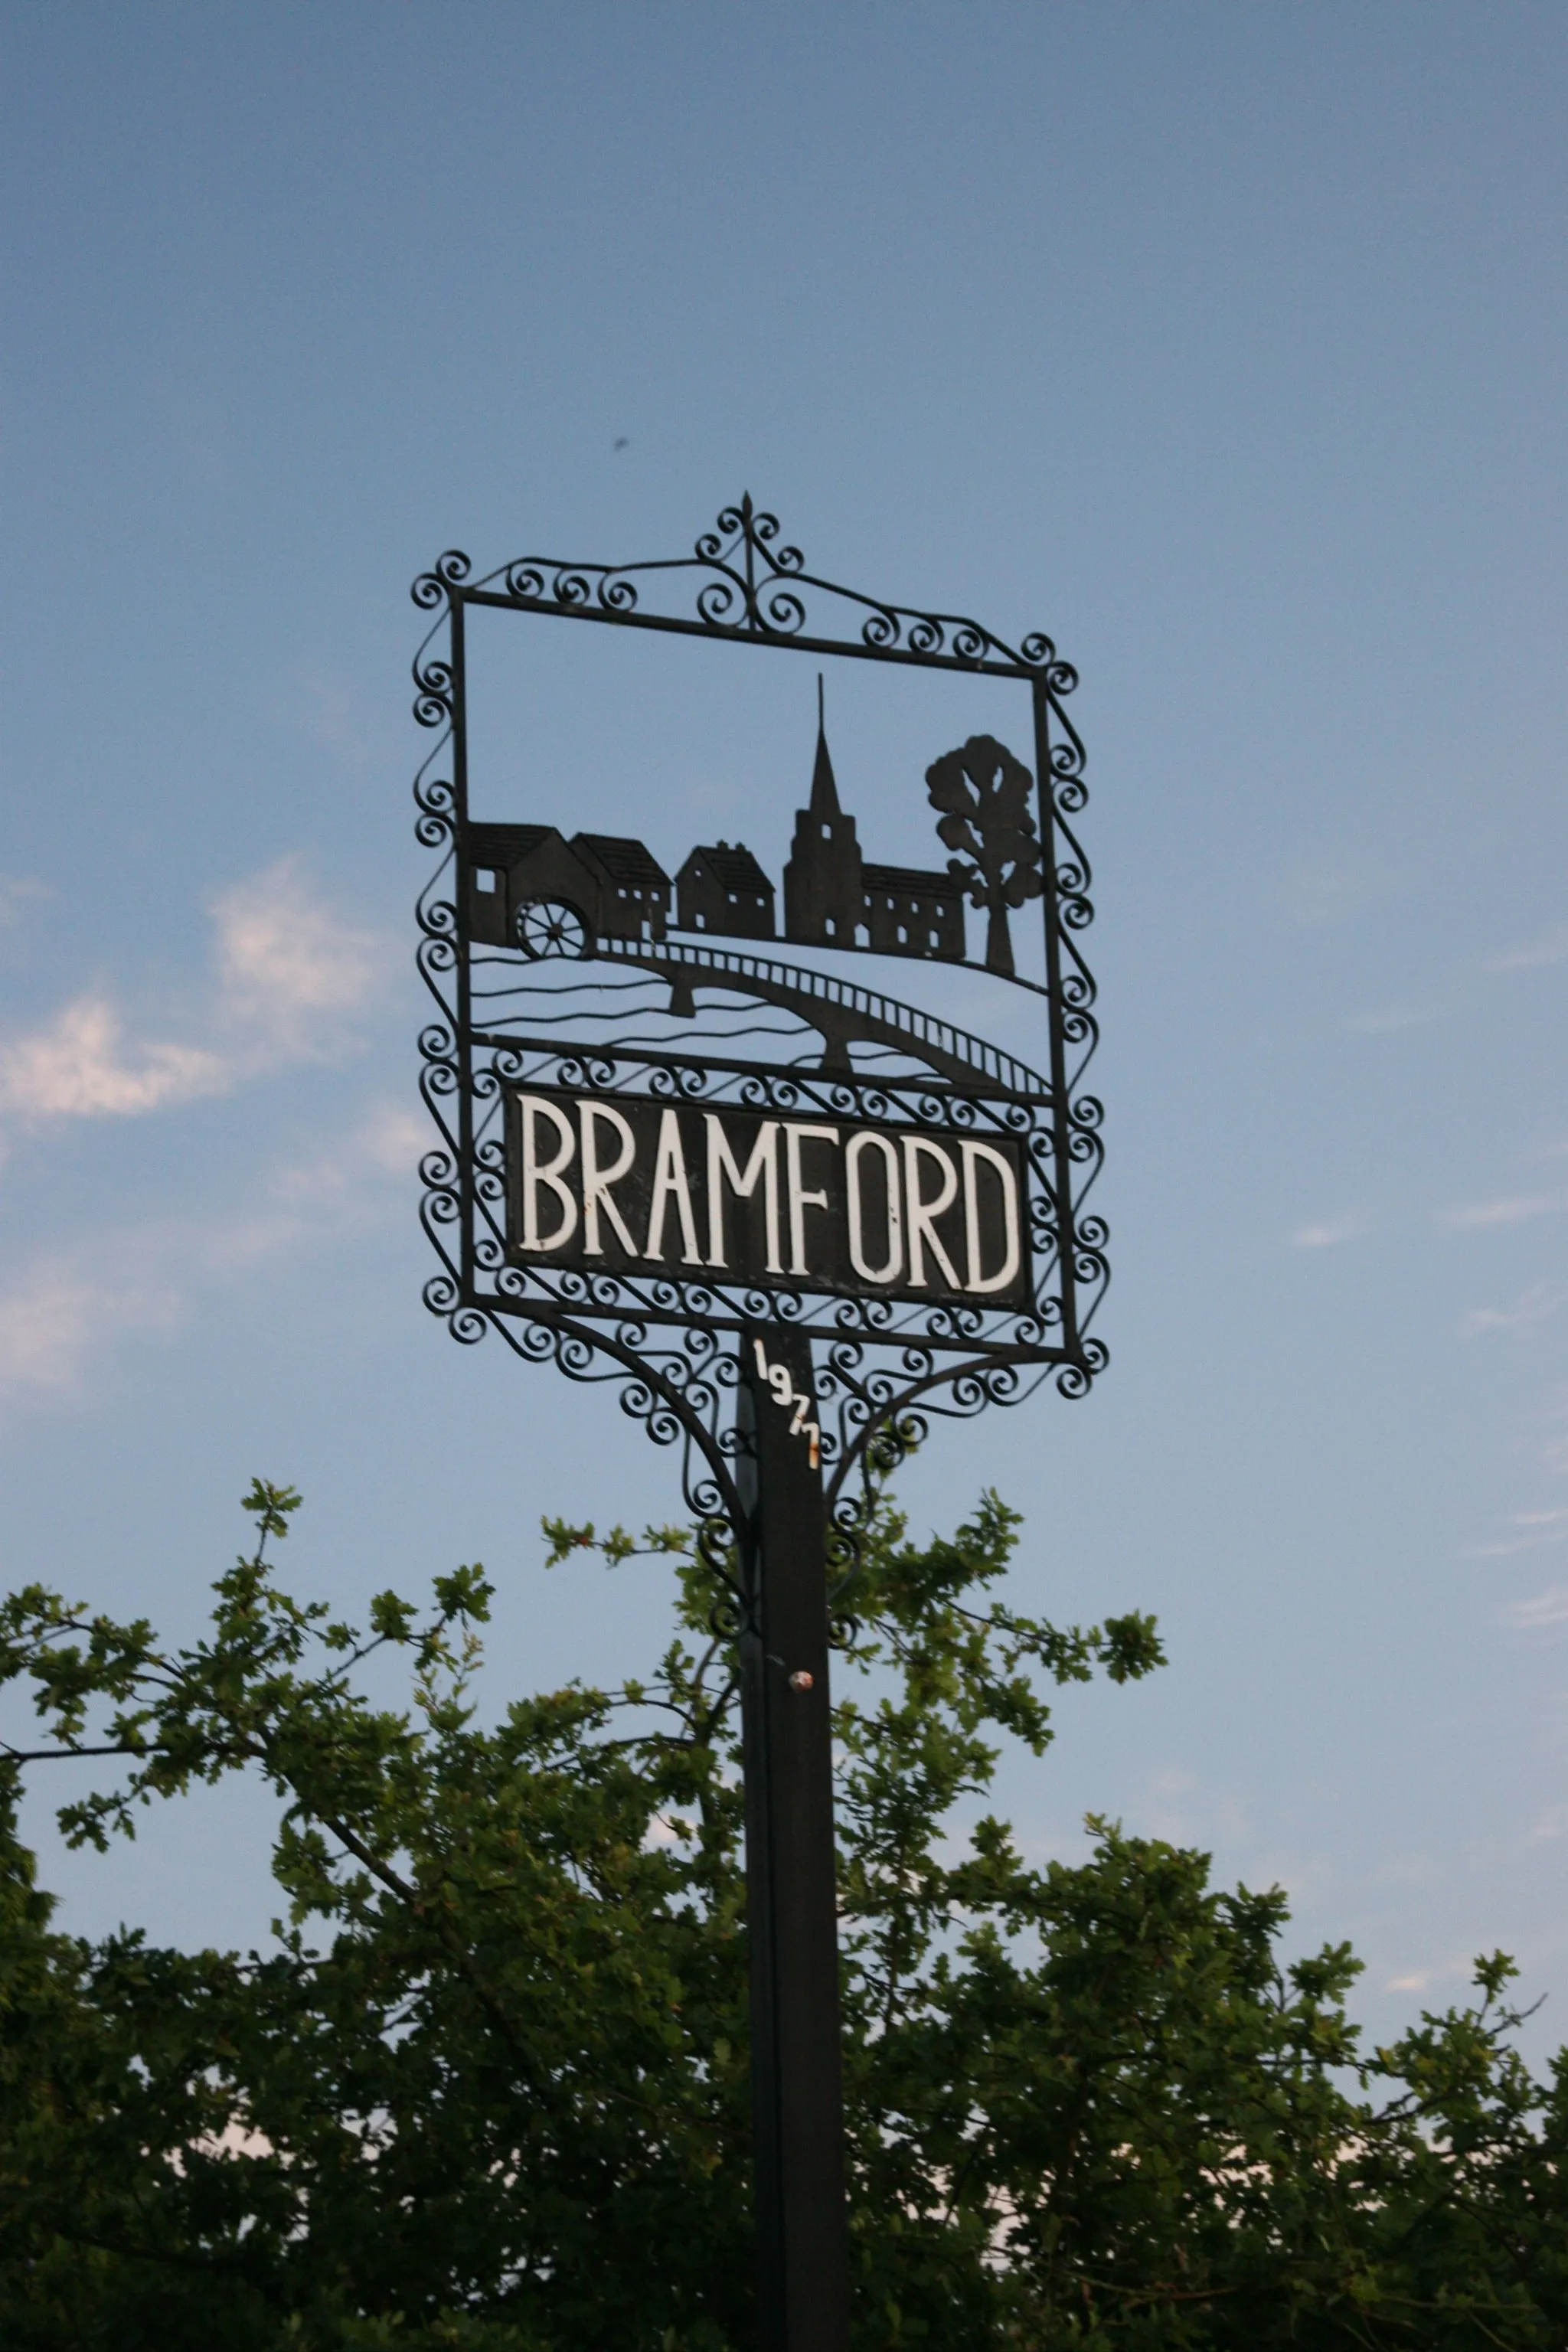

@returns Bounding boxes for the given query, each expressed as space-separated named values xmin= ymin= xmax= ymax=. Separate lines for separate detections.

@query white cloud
xmin=1387 ymin=1969 xmax=1434 ymax=1994
xmin=1507 ymin=1586 xmax=1568 ymax=1631
xmin=0 ymin=1099 xmax=416 ymax=1405
xmin=0 ymin=860 xmax=381 ymax=1133
xmin=1462 ymin=1284 xmax=1568 ymax=1338
xmin=1289 ymin=1212 xmax=1369 ymax=1250
xmin=211 ymin=858 xmax=378 ymax=1053
xmin=1439 ymin=1193 xmax=1565 ymax=1231
xmin=201 ymin=1104 xmax=423 ymax=1269
xmin=1470 ymin=1506 xmax=1568 ymax=1560
xmin=0 ymin=997 xmax=229 ymax=1121
xmin=0 ymin=1258 xmax=181 ymax=1399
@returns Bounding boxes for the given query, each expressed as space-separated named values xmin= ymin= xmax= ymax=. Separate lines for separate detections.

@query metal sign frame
xmin=411 ymin=496 xmax=1106 ymax=1576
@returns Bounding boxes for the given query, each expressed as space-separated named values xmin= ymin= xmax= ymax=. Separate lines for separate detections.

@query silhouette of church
xmin=782 ymin=691 xmax=965 ymax=961
xmin=782 ymin=708 xmax=864 ymax=946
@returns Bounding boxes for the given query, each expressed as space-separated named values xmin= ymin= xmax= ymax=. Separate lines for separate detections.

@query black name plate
xmin=503 ymin=1088 xmax=1032 ymax=1310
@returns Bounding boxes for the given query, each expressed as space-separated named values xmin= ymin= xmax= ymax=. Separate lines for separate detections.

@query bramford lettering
xmin=504 ymin=1089 xmax=1031 ymax=1309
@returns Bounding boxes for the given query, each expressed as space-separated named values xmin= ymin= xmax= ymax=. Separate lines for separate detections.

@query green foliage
xmin=0 ymin=1477 xmax=1564 ymax=2348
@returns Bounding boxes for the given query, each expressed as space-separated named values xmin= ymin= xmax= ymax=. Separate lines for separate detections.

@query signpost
xmin=740 ymin=1324 xmax=848 ymax=2350
xmin=410 ymin=497 xmax=1106 ymax=2350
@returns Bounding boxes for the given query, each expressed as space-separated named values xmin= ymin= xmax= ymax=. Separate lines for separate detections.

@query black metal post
xmin=738 ymin=1325 xmax=851 ymax=2352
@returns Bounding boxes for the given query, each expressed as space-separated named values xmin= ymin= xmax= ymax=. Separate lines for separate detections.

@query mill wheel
xmin=515 ymin=898 xmax=592 ymax=959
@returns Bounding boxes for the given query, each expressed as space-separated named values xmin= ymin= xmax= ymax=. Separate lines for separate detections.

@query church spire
xmin=808 ymin=672 xmax=841 ymax=820
xmin=783 ymin=673 xmax=863 ymax=949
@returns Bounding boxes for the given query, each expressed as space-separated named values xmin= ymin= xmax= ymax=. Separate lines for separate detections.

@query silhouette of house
xmin=861 ymin=861 xmax=965 ymax=959
xmin=571 ymin=835 xmax=671 ymax=942
xmin=675 ymin=841 xmax=776 ymax=939
xmin=465 ymin=823 xmax=669 ymax=948
xmin=466 ymin=824 xmax=580 ymax=946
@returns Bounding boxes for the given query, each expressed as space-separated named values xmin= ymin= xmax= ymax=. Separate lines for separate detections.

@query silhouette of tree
xmin=925 ymin=733 xmax=1044 ymax=975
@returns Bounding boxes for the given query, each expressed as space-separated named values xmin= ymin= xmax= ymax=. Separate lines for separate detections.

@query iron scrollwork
xmin=412 ymin=498 xmax=1105 ymax=1597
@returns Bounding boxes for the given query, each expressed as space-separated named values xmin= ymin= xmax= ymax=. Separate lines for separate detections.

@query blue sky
xmin=2 ymin=3 xmax=1566 ymax=2056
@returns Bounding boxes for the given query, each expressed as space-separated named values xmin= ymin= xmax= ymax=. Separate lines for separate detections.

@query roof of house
xmin=679 ymin=841 xmax=775 ymax=896
xmin=469 ymin=822 xmax=560 ymax=864
xmin=571 ymin=834 xmax=671 ymax=890
xmin=861 ymin=861 xmax=967 ymax=902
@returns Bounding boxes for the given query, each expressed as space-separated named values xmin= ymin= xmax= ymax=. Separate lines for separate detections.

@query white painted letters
xmin=961 ymin=1138 xmax=1021 ymax=1294
xmin=514 ymin=1090 xmax=1027 ymax=1305
xmin=902 ymin=1133 xmax=962 ymax=1289
xmin=706 ymin=1116 xmax=782 ymax=1272
xmin=784 ymin=1123 xmax=840 ymax=1276
xmin=519 ymin=1095 xmax=578 ymax=1250
xmin=645 ymin=1108 xmax=701 ymax=1263
xmin=845 ymin=1130 xmax=902 ymax=1283
xmin=578 ymin=1102 xmax=638 ymax=1256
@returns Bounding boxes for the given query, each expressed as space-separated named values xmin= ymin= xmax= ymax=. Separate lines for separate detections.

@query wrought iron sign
xmin=409 ymin=495 xmax=1106 ymax=2352
xmin=412 ymin=497 xmax=1105 ymax=1523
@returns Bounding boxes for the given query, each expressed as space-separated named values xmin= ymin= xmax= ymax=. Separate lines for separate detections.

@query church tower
xmin=783 ymin=681 xmax=864 ymax=947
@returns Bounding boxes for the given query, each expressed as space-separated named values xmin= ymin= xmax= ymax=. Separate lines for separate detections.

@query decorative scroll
xmin=413 ymin=493 xmax=1080 ymax=684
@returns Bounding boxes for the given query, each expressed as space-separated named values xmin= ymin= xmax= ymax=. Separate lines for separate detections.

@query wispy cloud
xmin=1439 ymin=1193 xmax=1566 ymax=1232
xmin=211 ymin=859 xmax=380 ymax=1056
xmin=1289 ymin=1211 xmax=1370 ymax=1250
xmin=0 ymin=860 xmax=381 ymax=1134
xmin=1484 ymin=928 xmax=1568 ymax=974
xmin=189 ymin=1103 xmax=423 ymax=1272
xmin=0 ymin=1100 xmax=419 ymax=1403
xmin=1506 ymin=1586 xmax=1568 ymax=1631
xmin=1462 ymin=1284 xmax=1568 ymax=1338
xmin=0 ymin=998 xmax=227 ymax=1120
xmin=1471 ymin=1506 xmax=1568 ymax=1560
xmin=0 ymin=1256 xmax=181 ymax=1399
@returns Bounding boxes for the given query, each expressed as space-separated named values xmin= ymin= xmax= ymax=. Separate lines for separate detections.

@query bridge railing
xmin=598 ymin=935 xmax=1048 ymax=1099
